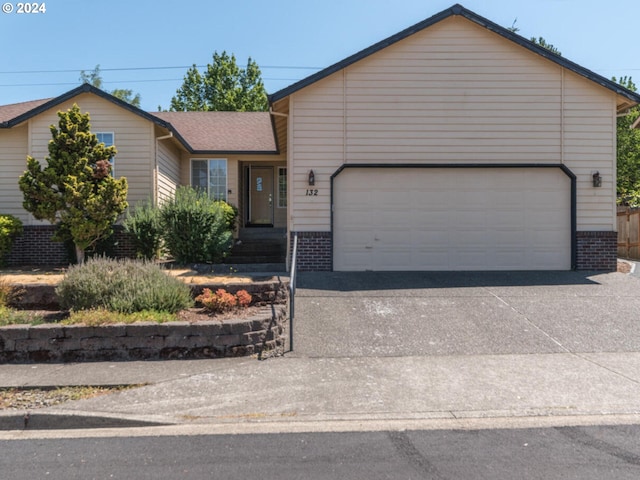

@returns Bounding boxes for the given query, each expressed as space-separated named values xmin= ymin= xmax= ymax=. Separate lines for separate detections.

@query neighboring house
xmin=2 ymin=4 xmax=640 ymax=271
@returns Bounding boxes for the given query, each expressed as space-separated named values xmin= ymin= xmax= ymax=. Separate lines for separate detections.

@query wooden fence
xmin=617 ymin=206 xmax=640 ymax=259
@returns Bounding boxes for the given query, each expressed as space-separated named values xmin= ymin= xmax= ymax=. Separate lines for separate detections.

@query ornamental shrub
xmin=123 ymin=200 xmax=163 ymax=260
xmin=195 ymin=288 xmax=252 ymax=313
xmin=56 ymin=257 xmax=193 ymax=313
xmin=216 ymin=201 xmax=239 ymax=232
xmin=0 ymin=214 xmax=23 ymax=265
xmin=160 ymin=187 xmax=233 ymax=264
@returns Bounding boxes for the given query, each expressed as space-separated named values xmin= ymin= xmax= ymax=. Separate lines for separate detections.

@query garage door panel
xmin=334 ymin=167 xmax=571 ymax=271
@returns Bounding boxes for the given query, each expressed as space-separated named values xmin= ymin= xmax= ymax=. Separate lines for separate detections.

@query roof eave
xmin=4 ymin=83 xmax=176 ymax=130
xmin=269 ymin=3 xmax=640 ymax=106
xmin=187 ymin=150 xmax=280 ymax=156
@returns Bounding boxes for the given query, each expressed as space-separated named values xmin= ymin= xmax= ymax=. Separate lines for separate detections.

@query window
xmin=191 ymin=159 xmax=227 ymax=201
xmin=95 ymin=132 xmax=115 ymax=175
xmin=278 ymin=167 xmax=287 ymax=208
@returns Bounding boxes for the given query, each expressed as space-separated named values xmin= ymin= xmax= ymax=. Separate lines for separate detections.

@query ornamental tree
xmin=18 ymin=104 xmax=128 ymax=263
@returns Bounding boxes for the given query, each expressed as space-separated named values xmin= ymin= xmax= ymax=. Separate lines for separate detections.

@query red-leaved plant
xmin=195 ymin=288 xmax=252 ymax=313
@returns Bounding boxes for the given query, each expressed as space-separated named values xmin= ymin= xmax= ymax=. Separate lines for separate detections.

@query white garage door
xmin=333 ymin=167 xmax=571 ymax=271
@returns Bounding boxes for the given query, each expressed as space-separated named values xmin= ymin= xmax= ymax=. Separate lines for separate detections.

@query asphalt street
xmin=2 ymin=425 xmax=640 ymax=479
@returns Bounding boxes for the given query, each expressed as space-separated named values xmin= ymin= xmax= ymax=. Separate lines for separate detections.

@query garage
xmin=332 ymin=166 xmax=572 ymax=271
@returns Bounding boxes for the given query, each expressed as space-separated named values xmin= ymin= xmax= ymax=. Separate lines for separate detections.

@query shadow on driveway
xmin=297 ymin=271 xmax=600 ymax=292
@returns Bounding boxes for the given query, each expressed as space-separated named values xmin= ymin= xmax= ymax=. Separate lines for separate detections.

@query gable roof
xmin=269 ymin=3 xmax=640 ymax=110
xmin=0 ymin=83 xmax=167 ymax=129
xmin=0 ymin=83 xmax=278 ymax=153
xmin=153 ymin=111 xmax=277 ymax=153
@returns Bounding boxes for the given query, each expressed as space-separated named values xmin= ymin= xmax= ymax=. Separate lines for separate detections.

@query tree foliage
xmin=614 ymin=76 xmax=640 ymax=206
xmin=170 ymin=51 xmax=268 ymax=112
xmin=18 ymin=105 xmax=128 ymax=263
xmin=79 ymin=65 xmax=142 ymax=107
xmin=507 ymin=20 xmax=561 ymax=55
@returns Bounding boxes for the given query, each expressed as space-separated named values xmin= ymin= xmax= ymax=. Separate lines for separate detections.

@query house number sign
xmin=256 ymin=177 xmax=263 ymax=192
xmin=305 ymin=189 xmax=319 ymax=196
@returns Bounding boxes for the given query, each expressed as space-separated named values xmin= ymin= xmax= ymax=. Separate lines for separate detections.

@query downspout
xmin=269 ymin=105 xmax=292 ymax=269
xmin=154 ymin=131 xmax=173 ymax=207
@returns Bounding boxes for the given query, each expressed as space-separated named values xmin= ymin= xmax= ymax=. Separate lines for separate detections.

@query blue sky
xmin=0 ymin=0 xmax=638 ymax=111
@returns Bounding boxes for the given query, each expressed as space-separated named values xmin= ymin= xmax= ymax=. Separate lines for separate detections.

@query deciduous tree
xmin=79 ymin=65 xmax=142 ymax=107
xmin=614 ymin=76 xmax=640 ymax=206
xmin=170 ymin=51 xmax=268 ymax=111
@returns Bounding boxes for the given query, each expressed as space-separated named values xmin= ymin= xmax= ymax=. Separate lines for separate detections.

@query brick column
xmin=290 ymin=231 xmax=332 ymax=271
xmin=576 ymin=231 xmax=617 ymax=271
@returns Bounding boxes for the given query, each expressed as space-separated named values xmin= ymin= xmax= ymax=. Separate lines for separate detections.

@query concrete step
xmin=210 ymin=263 xmax=287 ymax=273
xmin=228 ymin=255 xmax=285 ymax=264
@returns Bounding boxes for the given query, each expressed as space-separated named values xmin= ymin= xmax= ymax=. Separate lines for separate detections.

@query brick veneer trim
xmin=290 ymin=231 xmax=332 ymax=272
xmin=5 ymin=225 xmax=137 ymax=266
xmin=576 ymin=231 xmax=617 ymax=271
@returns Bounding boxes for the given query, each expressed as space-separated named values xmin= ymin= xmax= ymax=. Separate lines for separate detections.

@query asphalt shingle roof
xmin=0 ymin=98 xmax=51 ymax=123
xmin=152 ymin=111 xmax=276 ymax=153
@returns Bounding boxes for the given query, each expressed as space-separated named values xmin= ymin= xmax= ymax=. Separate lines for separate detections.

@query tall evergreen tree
xmin=18 ymin=105 xmax=128 ymax=263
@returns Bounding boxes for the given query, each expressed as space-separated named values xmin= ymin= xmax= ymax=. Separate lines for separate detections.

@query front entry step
xmin=228 ymin=229 xmax=287 ymax=265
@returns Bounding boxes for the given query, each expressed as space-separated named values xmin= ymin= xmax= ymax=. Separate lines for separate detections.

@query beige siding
xmin=562 ymin=71 xmax=617 ymax=230
xmin=0 ymin=125 xmax=30 ymax=221
xmin=28 ymin=93 xmax=154 ymax=208
xmin=289 ymin=15 xmax=617 ymax=232
xmin=156 ymin=136 xmax=181 ymax=205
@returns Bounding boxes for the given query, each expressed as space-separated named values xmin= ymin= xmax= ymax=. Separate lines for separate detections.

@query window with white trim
xmin=191 ymin=159 xmax=227 ymax=201
xmin=95 ymin=132 xmax=115 ymax=175
xmin=277 ymin=167 xmax=287 ymax=208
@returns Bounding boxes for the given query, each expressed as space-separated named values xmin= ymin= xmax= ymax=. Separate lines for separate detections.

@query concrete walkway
xmin=1 ymin=270 xmax=640 ymax=434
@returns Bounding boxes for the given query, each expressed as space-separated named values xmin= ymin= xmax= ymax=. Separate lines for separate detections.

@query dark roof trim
xmin=2 ymin=83 xmax=173 ymax=129
xmin=187 ymin=150 xmax=280 ymax=156
xmin=0 ymin=83 xmax=279 ymax=154
xmin=269 ymin=3 xmax=640 ymax=106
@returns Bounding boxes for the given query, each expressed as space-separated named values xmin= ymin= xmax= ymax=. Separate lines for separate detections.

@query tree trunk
xmin=75 ymin=245 xmax=85 ymax=264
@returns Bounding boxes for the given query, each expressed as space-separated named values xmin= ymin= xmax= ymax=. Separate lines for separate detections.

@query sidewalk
xmin=2 ymin=352 xmax=640 ymax=432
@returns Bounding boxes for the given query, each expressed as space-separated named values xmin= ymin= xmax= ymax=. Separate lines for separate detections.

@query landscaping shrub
xmin=195 ymin=288 xmax=252 ymax=313
xmin=217 ymin=201 xmax=239 ymax=232
xmin=160 ymin=187 xmax=233 ymax=263
xmin=56 ymin=257 xmax=193 ymax=313
xmin=123 ymin=200 xmax=163 ymax=260
xmin=0 ymin=214 xmax=23 ymax=265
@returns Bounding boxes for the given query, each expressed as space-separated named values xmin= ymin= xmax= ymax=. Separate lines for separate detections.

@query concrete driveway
xmin=293 ymin=271 xmax=640 ymax=357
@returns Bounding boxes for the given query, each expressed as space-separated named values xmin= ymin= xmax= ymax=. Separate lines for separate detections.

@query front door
xmin=249 ymin=166 xmax=274 ymax=225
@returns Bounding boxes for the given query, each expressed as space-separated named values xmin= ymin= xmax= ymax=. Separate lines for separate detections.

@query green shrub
xmin=0 ymin=214 xmax=23 ymax=265
xmin=56 ymin=257 xmax=193 ymax=313
xmin=216 ymin=201 xmax=239 ymax=232
xmin=160 ymin=187 xmax=233 ymax=264
xmin=123 ymin=200 xmax=163 ymax=260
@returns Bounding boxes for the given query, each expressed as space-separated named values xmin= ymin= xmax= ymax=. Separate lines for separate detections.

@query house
xmin=2 ymin=4 xmax=639 ymax=271
xmin=0 ymin=85 xmax=286 ymax=265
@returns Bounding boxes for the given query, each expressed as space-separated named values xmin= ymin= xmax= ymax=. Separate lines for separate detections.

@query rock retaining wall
xmin=0 ymin=305 xmax=288 ymax=363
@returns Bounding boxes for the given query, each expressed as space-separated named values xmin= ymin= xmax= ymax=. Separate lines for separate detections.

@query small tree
xmin=18 ymin=104 xmax=128 ymax=263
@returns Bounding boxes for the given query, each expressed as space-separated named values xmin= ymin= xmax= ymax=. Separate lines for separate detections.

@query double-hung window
xmin=95 ymin=132 xmax=115 ymax=175
xmin=191 ymin=159 xmax=227 ymax=201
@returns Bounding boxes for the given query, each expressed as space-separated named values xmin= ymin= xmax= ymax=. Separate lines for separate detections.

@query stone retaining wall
xmin=0 ymin=305 xmax=288 ymax=364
